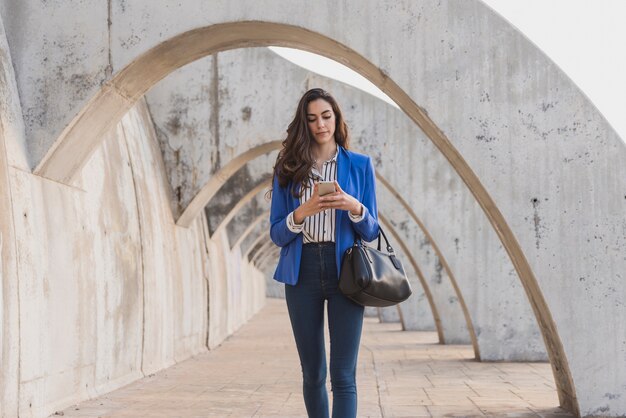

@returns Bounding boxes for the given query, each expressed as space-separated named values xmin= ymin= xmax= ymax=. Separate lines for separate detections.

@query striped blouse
xmin=286 ymin=146 xmax=364 ymax=243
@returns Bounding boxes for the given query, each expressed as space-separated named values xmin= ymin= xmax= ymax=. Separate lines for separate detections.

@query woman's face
xmin=306 ymin=98 xmax=336 ymax=146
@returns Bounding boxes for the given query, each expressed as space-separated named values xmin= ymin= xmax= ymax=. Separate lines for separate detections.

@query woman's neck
xmin=312 ymin=141 xmax=338 ymax=163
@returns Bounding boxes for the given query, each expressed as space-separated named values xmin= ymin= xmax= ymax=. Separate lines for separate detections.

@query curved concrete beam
xmin=178 ymin=141 xmax=281 ymax=227
xmin=253 ymin=240 xmax=278 ymax=269
xmin=30 ymin=20 xmax=576 ymax=412
xmin=242 ymin=221 xmax=271 ymax=260
xmin=247 ymin=229 xmax=275 ymax=263
xmin=233 ymin=210 xmax=269 ymax=251
xmin=256 ymin=246 xmax=280 ymax=273
xmin=209 ymin=179 xmax=270 ymax=239
xmin=250 ymin=239 xmax=275 ymax=266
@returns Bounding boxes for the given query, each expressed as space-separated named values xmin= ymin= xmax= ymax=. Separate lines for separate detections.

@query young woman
xmin=269 ymin=88 xmax=379 ymax=418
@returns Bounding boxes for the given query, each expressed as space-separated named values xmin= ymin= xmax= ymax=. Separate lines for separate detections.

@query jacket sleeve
xmin=269 ymin=174 xmax=301 ymax=247
xmin=351 ymin=157 xmax=380 ymax=242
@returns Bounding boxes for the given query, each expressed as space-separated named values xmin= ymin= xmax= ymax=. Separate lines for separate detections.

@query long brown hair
xmin=272 ymin=88 xmax=350 ymax=198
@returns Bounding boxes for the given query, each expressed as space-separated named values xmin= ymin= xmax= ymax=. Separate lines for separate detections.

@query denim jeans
xmin=284 ymin=242 xmax=365 ymax=418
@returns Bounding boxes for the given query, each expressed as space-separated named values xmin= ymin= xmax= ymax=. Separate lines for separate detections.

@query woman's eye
xmin=308 ymin=116 xmax=331 ymax=122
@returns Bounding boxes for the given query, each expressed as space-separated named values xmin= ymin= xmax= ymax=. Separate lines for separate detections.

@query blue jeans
xmin=284 ymin=242 xmax=365 ymax=418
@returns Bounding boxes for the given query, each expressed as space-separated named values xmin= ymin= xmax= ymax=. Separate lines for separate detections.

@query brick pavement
xmin=53 ymin=298 xmax=573 ymax=417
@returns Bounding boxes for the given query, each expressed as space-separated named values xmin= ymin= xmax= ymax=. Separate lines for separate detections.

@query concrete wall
xmin=0 ymin=15 xmax=21 ymax=417
xmin=0 ymin=61 xmax=265 ymax=418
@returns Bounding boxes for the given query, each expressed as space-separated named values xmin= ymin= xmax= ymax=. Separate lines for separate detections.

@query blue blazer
xmin=269 ymin=146 xmax=380 ymax=286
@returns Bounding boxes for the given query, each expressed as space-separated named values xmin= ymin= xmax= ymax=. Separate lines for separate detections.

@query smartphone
xmin=318 ymin=181 xmax=336 ymax=196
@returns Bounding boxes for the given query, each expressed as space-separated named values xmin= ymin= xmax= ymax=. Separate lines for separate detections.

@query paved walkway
xmin=55 ymin=298 xmax=573 ymax=417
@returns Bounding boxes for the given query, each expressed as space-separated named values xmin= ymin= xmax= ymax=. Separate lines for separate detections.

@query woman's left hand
xmin=318 ymin=180 xmax=363 ymax=216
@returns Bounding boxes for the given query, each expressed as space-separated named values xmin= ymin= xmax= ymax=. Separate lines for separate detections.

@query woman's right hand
xmin=293 ymin=182 xmax=326 ymax=225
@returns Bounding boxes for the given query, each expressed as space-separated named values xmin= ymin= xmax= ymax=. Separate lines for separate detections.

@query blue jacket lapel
xmin=337 ymin=145 xmax=351 ymax=196
xmin=336 ymin=146 xmax=351 ymax=237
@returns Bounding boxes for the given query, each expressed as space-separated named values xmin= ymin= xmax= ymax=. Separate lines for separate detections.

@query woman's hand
xmin=319 ymin=180 xmax=363 ymax=216
xmin=293 ymin=182 xmax=327 ymax=224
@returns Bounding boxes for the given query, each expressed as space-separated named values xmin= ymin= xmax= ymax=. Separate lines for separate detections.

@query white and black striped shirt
xmin=286 ymin=147 xmax=364 ymax=243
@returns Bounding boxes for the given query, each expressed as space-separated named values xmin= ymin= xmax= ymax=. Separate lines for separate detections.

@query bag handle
xmin=354 ymin=225 xmax=395 ymax=255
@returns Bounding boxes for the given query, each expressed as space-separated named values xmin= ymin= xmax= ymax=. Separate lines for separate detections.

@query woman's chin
xmin=314 ymin=135 xmax=335 ymax=145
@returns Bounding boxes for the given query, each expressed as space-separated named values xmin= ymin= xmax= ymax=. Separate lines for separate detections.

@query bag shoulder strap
xmin=354 ymin=225 xmax=395 ymax=254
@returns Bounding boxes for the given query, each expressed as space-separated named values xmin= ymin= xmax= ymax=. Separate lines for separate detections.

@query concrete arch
xmin=29 ymin=19 xmax=575 ymax=413
xmin=243 ymin=226 xmax=271 ymax=261
xmin=234 ymin=210 xmax=269 ymax=253
xmin=255 ymin=245 xmax=280 ymax=273
xmin=250 ymin=238 xmax=275 ymax=266
xmin=179 ymin=141 xmax=281 ymax=227
xmin=208 ymin=179 xmax=270 ymax=239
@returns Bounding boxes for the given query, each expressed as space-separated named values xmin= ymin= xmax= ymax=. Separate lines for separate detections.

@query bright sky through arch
xmin=268 ymin=46 xmax=398 ymax=109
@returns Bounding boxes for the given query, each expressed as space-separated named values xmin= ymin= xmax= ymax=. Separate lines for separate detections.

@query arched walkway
xmin=25 ymin=16 xmax=612 ymax=415
xmin=13 ymin=6 xmax=620 ymax=411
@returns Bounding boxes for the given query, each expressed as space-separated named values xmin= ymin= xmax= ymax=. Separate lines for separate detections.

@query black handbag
xmin=339 ymin=226 xmax=412 ymax=307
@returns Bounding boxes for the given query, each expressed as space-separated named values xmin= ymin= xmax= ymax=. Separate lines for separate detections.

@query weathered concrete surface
xmin=0 ymin=0 xmax=110 ymax=169
xmin=395 ymin=269 xmax=437 ymax=332
xmin=364 ymin=306 xmax=378 ymax=318
xmin=8 ymin=118 xmax=142 ymax=417
xmin=118 ymin=102 xmax=206 ymax=373
xmin=0 ymin=96 xmax=266 ymax=417
xmin=240 ymin=219 xmax=270 ymax=260
xmin=0 ymin=16 xmax=20 ymax=417
xmin=203 ymin=161 xmax=273 ymax=238
xmin=251 ymin=239 xmax=276 ymax=268
xmin=378 ymin=179 xmax=464 ymax=337
xmin=233 ymin=210 xmax=269 ymax=251
xmin=1 ymin=0 xmax=625 ymax=415
xmin=376 ymin=217 xmax=437 ymax=333
xmin=378 ymin=306 xmax=402 ymax=323
xmin=237 ymin=221 xmax=287 ymax=299
xmin=145 ymin=49 xmax=303 ymax=216
xmin=226 ymin=194 xmax=268 ymax=249
xmin=204 ymin=227 xmax=265 ymax=350
xmin=144 ymin=55 xmax=218 ymax=217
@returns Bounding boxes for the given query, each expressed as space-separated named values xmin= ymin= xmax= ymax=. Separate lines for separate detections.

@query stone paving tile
xmin=53 ymin=298 xmax=573 ymax=418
